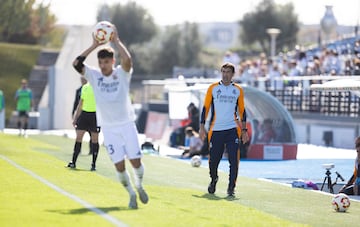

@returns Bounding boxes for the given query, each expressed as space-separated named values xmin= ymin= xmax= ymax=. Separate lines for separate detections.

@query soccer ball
xmin=332 ymin=193 xmax=350 ymax=212
xmin=92 ymin=21 xmax=114 ymax=44
xmin=191 ymin=155 xmax=202 ymax=167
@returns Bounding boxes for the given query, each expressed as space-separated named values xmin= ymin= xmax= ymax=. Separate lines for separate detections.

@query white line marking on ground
xmin=0 ymin=154 xmax=127 ymax=227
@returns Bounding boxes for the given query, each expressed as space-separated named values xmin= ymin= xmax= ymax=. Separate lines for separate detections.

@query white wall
xmin=294 ymin=120 xmax=359 ymax=149
xmin=295 ymin=123 xmax=307 ymax=144
xmin=53 ymin=26 xmax=99 ymax=129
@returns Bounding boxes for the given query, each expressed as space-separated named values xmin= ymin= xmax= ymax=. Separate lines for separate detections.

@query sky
xmin=38 ymin=0 xmax=360 ymax=26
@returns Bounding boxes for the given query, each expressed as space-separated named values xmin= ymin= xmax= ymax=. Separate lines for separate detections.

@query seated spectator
xmin=180 ymin=127 xmax=204 ymax=158
xmin=251 ymin=119 xmax=260 ymax=143
xmin=258 ymin=119 xmax=276 ymax=143
xmin=186 ymin=102 xmax=200 ymax=132
xmin=169 ymin=102 xmax=199 ymax=148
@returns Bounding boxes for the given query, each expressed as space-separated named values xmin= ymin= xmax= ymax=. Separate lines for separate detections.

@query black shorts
xmin=18 ymin=111 xmax=29 ymax=118
xmin=76 ymin=111 xmax=100 ymax=133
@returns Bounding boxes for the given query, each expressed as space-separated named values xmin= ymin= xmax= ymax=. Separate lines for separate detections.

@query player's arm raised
xmin=73 ymin=36 xmax=102 ymax=75
xmin=111 ymin=25 xmax=132 ymax=73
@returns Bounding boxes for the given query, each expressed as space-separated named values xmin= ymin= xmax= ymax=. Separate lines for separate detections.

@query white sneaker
xmin=137 ymin=187 xmax=149 ymax=204
xmin=128 ymin=194 xmax=138 ymax=209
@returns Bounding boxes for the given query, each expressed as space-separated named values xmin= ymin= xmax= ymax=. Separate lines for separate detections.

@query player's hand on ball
xmin=92 ymin=21 xmax=114 ymax=44
xmin=92 ymin=35 xmax=104 ymax=47
xmin=110 ymin=24 xmax=118 ymax=42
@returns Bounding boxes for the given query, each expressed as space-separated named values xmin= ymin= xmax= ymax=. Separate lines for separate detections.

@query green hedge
xmin=0 ymin=42 xmax=41 ymax=125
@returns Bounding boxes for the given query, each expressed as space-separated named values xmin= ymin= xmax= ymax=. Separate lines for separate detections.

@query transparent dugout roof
xmin=242 ymin=85 xmax=296 ymax=144
xmin=194 ymin=84 xmax=296 ymax=144
xmin=166 ymin=82 xmax=297 ymax=144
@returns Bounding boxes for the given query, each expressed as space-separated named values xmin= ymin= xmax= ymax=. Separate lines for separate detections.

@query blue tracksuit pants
xmin=208 ymin=128 xmax=240 ymax=190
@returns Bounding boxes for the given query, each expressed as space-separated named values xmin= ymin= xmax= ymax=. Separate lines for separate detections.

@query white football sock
xmin=117 ymin=170 xmax=136 ymax=195
xmin=133 ymin=165 xmax=144 ymax=189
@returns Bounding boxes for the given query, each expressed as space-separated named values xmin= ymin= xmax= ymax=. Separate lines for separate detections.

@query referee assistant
xmin=67 ymin=81 xmax=100 ymax=171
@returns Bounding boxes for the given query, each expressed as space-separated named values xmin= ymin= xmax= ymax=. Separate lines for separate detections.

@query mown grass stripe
xmin=0 ymin=154 xmax=127 ymax=227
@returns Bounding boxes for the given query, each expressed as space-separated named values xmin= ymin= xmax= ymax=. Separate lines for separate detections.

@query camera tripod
xmin=320 ymin=169 xmax=334 ymax=193
xmin=320 ymin=169 xmax=344 ymax=194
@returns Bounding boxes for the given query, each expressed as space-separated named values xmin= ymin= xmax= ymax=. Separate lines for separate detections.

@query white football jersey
xmin=84 ymin=64 xmax=136 ymax=127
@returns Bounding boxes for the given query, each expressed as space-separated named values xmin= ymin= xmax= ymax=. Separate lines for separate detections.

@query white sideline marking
xmin=0 ymin=154 xmax=127 ymax=227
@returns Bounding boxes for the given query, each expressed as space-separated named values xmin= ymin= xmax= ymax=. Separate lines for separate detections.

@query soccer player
xmin=14 ymin=79 xmax=33 ymax=137
xmin=199 ymin=62 xmax=249 ymax=197
xmin=67 ymin=81 xmax=100 ymax=171
xmin=72 ymin=24 xmax=148 ymax=209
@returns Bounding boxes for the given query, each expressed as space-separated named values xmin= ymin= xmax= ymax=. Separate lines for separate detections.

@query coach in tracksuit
xmin=199 ymin=62 xmax=249 ymax=197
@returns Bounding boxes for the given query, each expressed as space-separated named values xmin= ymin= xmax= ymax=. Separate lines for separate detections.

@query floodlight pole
xmin=266 ymin=28 xmax=281 ymax=60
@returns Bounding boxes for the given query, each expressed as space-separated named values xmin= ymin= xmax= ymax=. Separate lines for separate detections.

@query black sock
xmin=72 ymin=142 xmax=82 ymax=164
xmin=91 ymin=143 xmax=99 ymax=166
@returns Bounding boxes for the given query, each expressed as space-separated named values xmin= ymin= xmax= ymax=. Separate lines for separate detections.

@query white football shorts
xmin=102 ymin=122 xmax=142 ymax=164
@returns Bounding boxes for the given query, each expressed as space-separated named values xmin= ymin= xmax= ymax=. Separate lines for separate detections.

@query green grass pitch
xmin=1 ymin=133 xmax=360 ymax=226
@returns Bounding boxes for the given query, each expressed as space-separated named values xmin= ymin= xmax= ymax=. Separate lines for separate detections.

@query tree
xmin=30 ymin=2 xmax=56 ymax=45
xmin=98 ymin=3 xmax=204 ymax=76
xmin=239 ymin=0 xmax=299 ymax=54
xmin=0 ymin=0 xmax=33 ymax=42
xmin=0 ymin=0 xmax=56 ymax=44
xmin=151 ymin=23 xmax=203 ymax=76
xmin=153 ymin=25 xmax=182 ymax=74
xmin=98 ymin=2 xmax=157 ymax=46
xmin=130 ymin=40 xmax=159 ymax=76
xmin=179 ymin=22 xmax=202 ymax=67
xmin=97 ymin=2 xmax=159 ymax=75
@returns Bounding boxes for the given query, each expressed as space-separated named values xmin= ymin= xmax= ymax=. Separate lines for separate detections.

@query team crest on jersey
xmin=112 ymin=74 xmax=118 ymax=80
xmin=232 ymin=89 xmax=237 ymax=95
xmin=216 ymin=89 xmax=221 ymax=99
xmin=235 ymin=138 xmax=239 ymax=144
xmin=97 ymin=77 xmax=104 ymax=84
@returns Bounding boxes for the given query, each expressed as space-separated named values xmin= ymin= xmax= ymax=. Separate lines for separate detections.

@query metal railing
xmin=250 ymin=75 xmax=360 ymax=117
xmin=141 ymin=75 xmax=360 ymax=118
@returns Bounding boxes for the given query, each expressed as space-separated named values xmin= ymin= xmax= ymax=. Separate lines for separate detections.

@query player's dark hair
xmin=97 ymin=47 xmax=114 ymax=59
xmin=221 ymin=62 xmax=235 ymax=73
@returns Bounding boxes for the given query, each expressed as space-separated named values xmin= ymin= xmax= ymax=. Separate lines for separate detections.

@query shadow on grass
xmin=193 ymin=193 xmax=240 ymax=201
xmin=47 ymin=206 xmax=129 ymax=215
xmin=63 ymin=166 xmax=94 ymax=172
